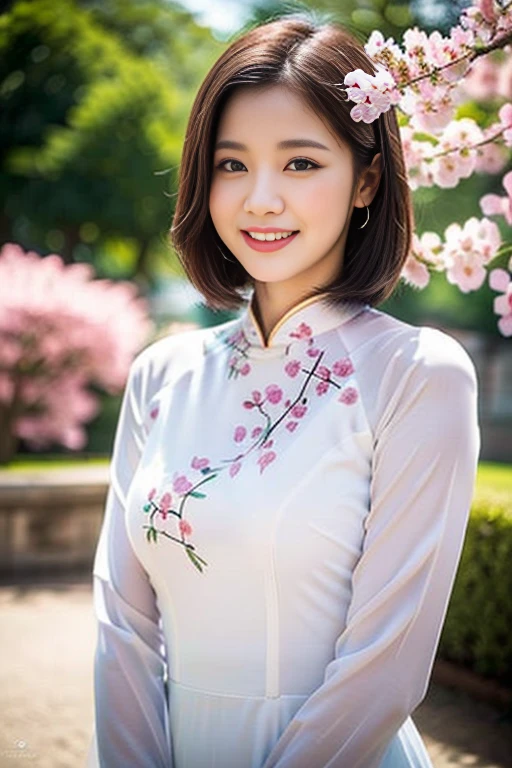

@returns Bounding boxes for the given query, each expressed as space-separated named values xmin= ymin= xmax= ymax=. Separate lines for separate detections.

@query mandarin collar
xmin=238 ymin=291 xmax=368 ymax=353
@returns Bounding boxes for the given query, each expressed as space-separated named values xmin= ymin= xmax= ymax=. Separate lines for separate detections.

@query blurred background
xmin=0 ymin=0 xmax=510 ymax=766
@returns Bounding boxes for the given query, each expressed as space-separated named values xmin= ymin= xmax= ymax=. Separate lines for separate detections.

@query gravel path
xmin=0 ymin=575 xmax=510 ymax=768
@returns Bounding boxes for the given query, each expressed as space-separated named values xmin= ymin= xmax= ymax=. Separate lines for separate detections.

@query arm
xmin=87 ymin=354 xmax=172 ymax=767
xmin=261 ymin=335 xmax=481 ymax=768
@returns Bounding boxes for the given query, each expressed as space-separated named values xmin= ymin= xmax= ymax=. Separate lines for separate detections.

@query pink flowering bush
xmin=0 ymin=243 xmax=154 ymax=463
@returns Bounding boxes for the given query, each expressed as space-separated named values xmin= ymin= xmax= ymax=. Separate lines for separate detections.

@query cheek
xmin=209 ymin=178 xmax=237 ymax=228
xmin=303 ymin=172 xmax=353 ymax=224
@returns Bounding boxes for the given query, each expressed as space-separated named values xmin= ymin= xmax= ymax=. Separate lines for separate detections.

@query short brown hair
xmin=170 ymin=11 xmax=414 ymax=312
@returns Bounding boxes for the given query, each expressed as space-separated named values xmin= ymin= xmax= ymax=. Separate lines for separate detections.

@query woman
xmin=87 ymin=12 xmax=481 ymax=768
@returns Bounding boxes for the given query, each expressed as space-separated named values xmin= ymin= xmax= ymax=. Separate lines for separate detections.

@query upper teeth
xmin=247 ymin=231 xmax=295 ymax=241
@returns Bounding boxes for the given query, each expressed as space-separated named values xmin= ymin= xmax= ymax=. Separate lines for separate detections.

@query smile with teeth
xmin=245 ymin=231 xmax=298 ymax=241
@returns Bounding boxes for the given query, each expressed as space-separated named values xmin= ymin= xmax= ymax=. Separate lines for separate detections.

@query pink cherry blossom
xmin=343 ymin=65 xmax=401 ymax=123
xmin=284 ymin=359 xmax=301 ymax=377
xmin=233 ymin=425 xmax=247 ymax=443
xmin=172 ymin=475 xmax=193 ymax=495
xmin=498 ymin=103 xmax=512 ymax=146
xmin=160 ymin=492 xmax=172 ymax=513
xmin=401 ymin=254 xmax=431 ymax=289
xmin=316 ymin=381 xmax=329 ymax=396
xmin=148 ymin=487 xmax=157 ymax=502
xmin=286 ymin=421 xmax=298 ymax=432
xmin=480 ymin=170 xmax=512 ymax=225
xmin=332 ymin=358 xmax=354 ymax=377
xmin=229 ymin=461 xmax=242 ymax=478
xmin=251 ymin=426 xmax=263 ymax=438
xmin=306 ymin=346 xmax=321 ymax=357
xmin=265 ymin=384 xmax=283 ymax=404
xmin=289 ymin=322 xmax=313 ymax=340
xmin=291 ymin=404 xmax=307 ymax=419
xmin=179 ymin=519 xmax=193 ymax=537
xmin=317 ymin=365 xmax=331 ymax=381
xmin=339 ymin=387 xmax=359 ymax=405
xmin=257 ymin=451 xmax=276 ymax=474
xmin=443 ymin=217 xmax=501 ymax=292
xmin=252 ymin=390 xmax=262 ymax=403
xmin=489 ymin=262 xmax=512 ymax=336
xmin=240 ymin=363 xmax=251 ymax=376
xmin=191 ymin=456 xmax=210 ymax=470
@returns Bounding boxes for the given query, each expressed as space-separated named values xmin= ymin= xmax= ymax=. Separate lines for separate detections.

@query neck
xmin=252 ymin=282 xmax=327 ymax=344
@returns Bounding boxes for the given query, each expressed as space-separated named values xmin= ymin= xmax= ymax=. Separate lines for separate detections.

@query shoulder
xmin=351 ymin=307 xmax=479 ymax=439
xmin=357 ymin=305 xmax=478 ymax=385
xmin=126 ymin=317 xmax=241 ymax=413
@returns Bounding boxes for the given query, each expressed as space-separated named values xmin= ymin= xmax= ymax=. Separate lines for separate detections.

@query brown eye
xmin=217 ymin=159 xmax=246 ymax=172
xmin=287 ymin=158 xmax=320 ymax=172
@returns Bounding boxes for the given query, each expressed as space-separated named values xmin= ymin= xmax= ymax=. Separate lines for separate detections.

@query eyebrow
xmin=214 ymin=138 xmax=331 ymax=152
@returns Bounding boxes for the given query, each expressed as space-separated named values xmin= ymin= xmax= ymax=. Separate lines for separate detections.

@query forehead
xmin=215 ymin=84 xmax=343 ymax=151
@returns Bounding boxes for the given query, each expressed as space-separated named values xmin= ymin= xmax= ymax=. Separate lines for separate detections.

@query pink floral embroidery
xmin=289 ymin=322 xmax=313 ymax=340
xmin=150 ymin=406 xmax=159 ymax=420
xmin=339 ymin=386 xmax=358 ymax=405
xmin=142 ymin=454 xmax=218 ymax=573
xmin=285 ymin=359 xmax=301 ymax=377
xmin=223 ymin=328 xmax=252 ymax=379
xmin=143 ymin=320 xmax=360 ymax=574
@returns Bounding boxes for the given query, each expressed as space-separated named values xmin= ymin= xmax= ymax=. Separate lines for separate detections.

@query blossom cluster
xmin=342 ymin=1 xmax=512 ymax=131
xmin=401 ymin=216 xmax=502 ymax=294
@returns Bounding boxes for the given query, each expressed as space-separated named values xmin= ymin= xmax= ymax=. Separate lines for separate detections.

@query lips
xmin=241 ymin=230 xmax=300 ymax=252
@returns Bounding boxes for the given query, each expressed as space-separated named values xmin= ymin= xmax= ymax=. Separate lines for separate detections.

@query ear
xmin=353 ymin=152 xmax=382 ymax=208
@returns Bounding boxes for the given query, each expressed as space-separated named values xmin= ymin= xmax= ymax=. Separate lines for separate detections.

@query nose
xmin=243 ymin=169 xmax=284 ymax=216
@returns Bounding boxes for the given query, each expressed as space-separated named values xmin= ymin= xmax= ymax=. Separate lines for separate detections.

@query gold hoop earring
xmin=358 ymin=205 xmax=370 ymax=229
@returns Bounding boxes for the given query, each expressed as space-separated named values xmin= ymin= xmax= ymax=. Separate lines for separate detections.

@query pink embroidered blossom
xmin=150 ymin=406 xmax=159 ymax=420
xmin=317 ymin=365 xmax=331 ymax=381
xmin=173 ymin=475 xmax=193 ymax=494
xmin=240 ymin=363 xmax=251 ymax=376
xmin=148 ymin=487 xmax=157 ymax=501
xmin=316 ymin=381 xmax=329 ymax=396
xmin=286 ymin=421 xmax=298 ymax=432
xmin=306 ymin=346 xmax=321 ymax=358
xmin=291 ymin=404 xmax=307 ymax=419
xmin=262 ymin=439 xmax=274 ymax=449
xmin=160 ymin=492 xmax=172 ymax=513
xmin=339 ymin=387 xmax=359 ymax=405
xmin=243 ymin=400 xmax=255 ymax=410
xmin=257 ymin=451 xmax=276 ymax=473
xmin=289 ymin=322 xmax=313 ymax=340
xmin=332 ymin=358 xmax=354 ymax=377
xmin=252 ymin=390 xmax=262 ymax=404
xmin=234 ymin=425 xmax=247 ymax=443
xmin=191 ymin=456 xmax=210 ymax=470
xmin=229 ymin=461 xmax=242 ymax=477
xmin=179 ymin=519 xmax=193 ymax=537
xmin=251 ymin=426 xmax=263 ymax=438
xmin=284 ymin=360 xmax=301 ymax=377
xmin=265 ymin=384 xmax=283 ymax=404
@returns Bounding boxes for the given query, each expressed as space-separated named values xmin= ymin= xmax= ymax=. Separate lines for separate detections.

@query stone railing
xmin=0 ymin=465 xmax=109 ymax=578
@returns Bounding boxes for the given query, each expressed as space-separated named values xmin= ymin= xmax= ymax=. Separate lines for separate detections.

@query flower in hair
xmin=343 ymin=64 xmax=401 ymax=123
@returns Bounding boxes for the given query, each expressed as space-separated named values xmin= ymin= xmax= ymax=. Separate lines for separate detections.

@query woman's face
xmin=209 ymin=84 xmax=371 ymax=294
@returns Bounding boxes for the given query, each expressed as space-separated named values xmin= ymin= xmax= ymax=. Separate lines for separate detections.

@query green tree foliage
xmin=0 ymin=0 xmax=220 ymax=288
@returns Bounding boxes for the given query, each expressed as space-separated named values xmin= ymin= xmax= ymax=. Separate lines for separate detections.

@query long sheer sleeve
xmin=261 ymin=334 xmax=481 ymax=768
xmin=86 ymin=354 xmax=173 ymax=767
